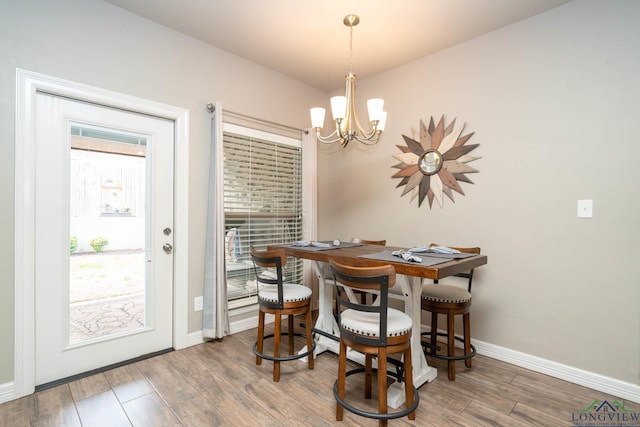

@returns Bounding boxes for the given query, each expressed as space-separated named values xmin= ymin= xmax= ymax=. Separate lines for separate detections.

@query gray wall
xmin=0 ymin=0 xmax=324 ymax=384
xmin=317 ymin=0 xmax=640 ymax=385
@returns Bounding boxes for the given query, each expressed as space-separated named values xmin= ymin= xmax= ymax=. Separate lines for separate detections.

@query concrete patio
xmin=69 ymin=250 xmax=145 ymax=343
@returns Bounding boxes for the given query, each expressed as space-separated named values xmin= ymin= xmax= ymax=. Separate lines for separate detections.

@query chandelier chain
xmin=348 ymin=25 xmax=353 ymax=74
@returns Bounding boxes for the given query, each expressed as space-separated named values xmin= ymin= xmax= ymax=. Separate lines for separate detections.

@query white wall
xmin=0 ymin=0 xmax=325 ymax=384
xmin=318 ymin=0 xmax=640 ymax=386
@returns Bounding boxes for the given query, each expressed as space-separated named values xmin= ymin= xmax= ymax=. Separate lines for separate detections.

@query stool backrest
xmin=430 ymin=243 xmax=481 ymax=292
xmin=250 ymin=246 xmax=287 ymax=309
xmin=329 ymin=259 xmax=396 ymax=347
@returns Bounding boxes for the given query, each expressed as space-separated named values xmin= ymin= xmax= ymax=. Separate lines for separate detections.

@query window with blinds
xmin=223 ymin=129 xmax=303 ymax=302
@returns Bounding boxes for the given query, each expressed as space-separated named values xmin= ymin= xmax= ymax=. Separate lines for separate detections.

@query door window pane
xmin=69 ymin=125 xmax=147 ymax=344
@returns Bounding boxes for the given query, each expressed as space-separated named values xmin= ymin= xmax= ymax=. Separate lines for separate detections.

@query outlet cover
xmin=194 ymin=296 xmax=204 ymax=311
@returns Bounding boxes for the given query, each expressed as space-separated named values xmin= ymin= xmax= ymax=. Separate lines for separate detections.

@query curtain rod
xmin=205 ymin=103 xmax=308 ymax=134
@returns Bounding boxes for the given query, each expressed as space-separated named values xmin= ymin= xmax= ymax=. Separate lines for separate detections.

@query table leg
xmin=298 ymin=261 xmax=340 ymax=357
xmin=387 ymin=275 xmax=437 ymax=408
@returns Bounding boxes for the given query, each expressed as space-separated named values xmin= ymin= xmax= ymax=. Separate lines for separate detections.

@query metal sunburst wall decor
xmin=392 ymin=115 xmax=480 ymax=209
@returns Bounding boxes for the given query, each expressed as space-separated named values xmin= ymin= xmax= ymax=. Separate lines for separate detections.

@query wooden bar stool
xmin=329 ymin=259 xmax=418 ymax=426
xmin=420 ymin=244 xmax=480 ymax=381
xmin=250 ymin=246 xmax=315 ymax=382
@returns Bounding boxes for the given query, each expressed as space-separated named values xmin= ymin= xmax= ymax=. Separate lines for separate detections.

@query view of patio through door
xmin=69 ymin=125 xmax=147 ymax=343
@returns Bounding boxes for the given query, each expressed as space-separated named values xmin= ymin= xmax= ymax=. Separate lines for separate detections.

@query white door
xmin=34 ymin=93 xmax=174 ymax=385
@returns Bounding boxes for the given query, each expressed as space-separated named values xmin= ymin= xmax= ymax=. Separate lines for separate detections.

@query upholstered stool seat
xmin=420 ymin=244 xmax=480 ymax=381
xmin=251 ymin=246 xmax=315 ymax=382
xmin=340 ymin=307 xmax=412 ymax=338
xmin=422 ymin=285 xmax=471 ymax=304
xmin=258 ymin=283 xmax=312 ymax=304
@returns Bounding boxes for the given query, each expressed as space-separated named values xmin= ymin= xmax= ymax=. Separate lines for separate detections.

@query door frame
xmin=14 ymin=69 xmax=190 ymax=398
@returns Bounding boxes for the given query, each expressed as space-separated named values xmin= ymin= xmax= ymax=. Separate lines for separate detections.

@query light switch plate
xmin=577 ymin=199 xmax=593 ymax=218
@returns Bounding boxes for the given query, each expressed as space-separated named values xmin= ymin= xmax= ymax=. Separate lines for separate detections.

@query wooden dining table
xmin=269 ymin=242 xmax=488 ymax=408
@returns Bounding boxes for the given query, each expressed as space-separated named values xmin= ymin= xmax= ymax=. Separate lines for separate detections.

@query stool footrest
xmin=420 ymin=331 xmax=476 ymax=361
xmin=253 ymin=332 xmax=316 ymax=362
xmin=311 ymin=327 xmax=340 ymax=343
xmin=333 ymin=367 xmax=419 ymax=421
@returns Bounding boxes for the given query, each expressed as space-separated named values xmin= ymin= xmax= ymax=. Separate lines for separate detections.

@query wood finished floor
xmin=1 ymin=324 xmax=637 ymax=426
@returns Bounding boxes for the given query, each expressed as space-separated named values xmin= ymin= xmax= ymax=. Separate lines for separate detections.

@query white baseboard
xmin=472 ymin=339 xmax=640 ymax=404
xmin=229 ymin=314 xmax=261 ymax=335
xmin=185 ymin=331 xmax=206 ymax=347
xmin=0 ymin=382 xmax=14 ymax=404
xmin=184 ymin=313 xmax=260 ymax=348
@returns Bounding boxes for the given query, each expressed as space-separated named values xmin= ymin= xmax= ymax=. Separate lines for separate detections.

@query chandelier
xmin=310 ymin=14 xmax=387 ymax=147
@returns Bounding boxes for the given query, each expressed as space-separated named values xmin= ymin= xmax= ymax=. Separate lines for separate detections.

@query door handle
xmin=163 ymin=243 xmax=173 ymax=254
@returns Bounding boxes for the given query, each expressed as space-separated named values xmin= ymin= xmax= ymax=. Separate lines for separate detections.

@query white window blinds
xmin=223 ymin=127 xmax=303 ymax=301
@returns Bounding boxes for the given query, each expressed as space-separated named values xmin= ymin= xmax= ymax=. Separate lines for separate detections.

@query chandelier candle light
xmin=310 ymin=14 xmax=387 ymax=147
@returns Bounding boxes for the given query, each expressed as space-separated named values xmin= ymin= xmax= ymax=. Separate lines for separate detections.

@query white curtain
xmin=203 ymin=101 xmax=229 ymax=339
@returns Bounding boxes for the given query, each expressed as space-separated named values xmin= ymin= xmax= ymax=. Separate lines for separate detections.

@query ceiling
xmin=103 ymin=0 xmax=572 ymax=92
